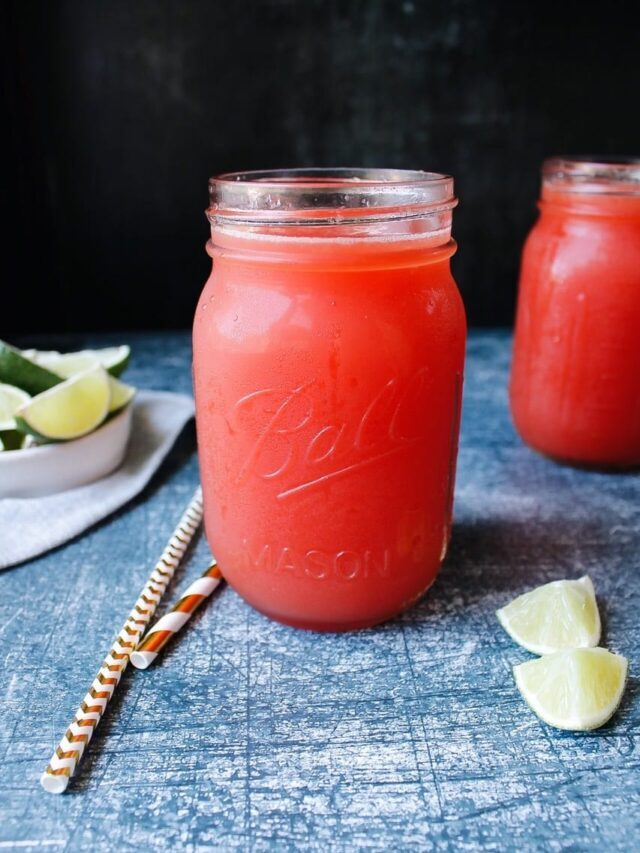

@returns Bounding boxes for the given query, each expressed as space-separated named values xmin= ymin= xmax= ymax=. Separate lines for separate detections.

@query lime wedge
xmin=0 ymin=340 xmax=62 ymax=395
xmin=14 ymin=366 xmax=111 ymax=442
xmin=0 ymin=383 xmax=31 ymax=450
xmin=22 ymin=344 xmax=131 ymax=378
xmin=497 ymin=576 xmax=600 ymax=655
xmin=514 ymin=648 xmax=628 ymax=731
xmin=108 ymin=375 xmax=136 ymax=414
xmin=0 ymin=382 xmax=31 ymax=429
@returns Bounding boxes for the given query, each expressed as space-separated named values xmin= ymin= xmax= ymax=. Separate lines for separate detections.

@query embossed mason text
xmin=243 ymin=540 xmax=392 ymax=582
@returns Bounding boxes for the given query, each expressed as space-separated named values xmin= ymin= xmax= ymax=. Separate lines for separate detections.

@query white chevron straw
xmin=40 ymin=487 xmax=203 ymax=794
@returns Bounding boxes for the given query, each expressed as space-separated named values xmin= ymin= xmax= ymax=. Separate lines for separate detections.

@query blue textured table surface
xmin=1 ymin=330 xmax=638 ymax=852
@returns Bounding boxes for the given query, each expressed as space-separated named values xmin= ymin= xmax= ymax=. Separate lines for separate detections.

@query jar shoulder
xmin=195 ymin=261 xmax=465 ymax=346
xmin=521 ymin=211 xmax=640 ymax=285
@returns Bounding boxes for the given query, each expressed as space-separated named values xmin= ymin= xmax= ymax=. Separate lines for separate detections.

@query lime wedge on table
xmin=0 ymin=340 xmax=61 ymax=395
xmin=497 ymin=576 xmax=600 ymax=655
xmin=15 ymin=366 xmax=111 ymax=442
xmin=22 ymin=344 xmax=130 ymax=378
xmin=108 ymin=375 xmax=136 ymax=414
xmin=514 ymin=648 xmax=628 ymax=731
xmin=0 ymin=383 xmax=31 ymax=450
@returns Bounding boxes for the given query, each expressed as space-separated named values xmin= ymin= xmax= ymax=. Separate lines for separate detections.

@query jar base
xmin=249 ymin=607 xmax=394 ymax=633
xmin=544 ymin=455 xmax=640 ymax=473
xmin=226 ymin=575 xmax=438 ymax=633
xmin=523 ymin=440 xmax=640 ymax=473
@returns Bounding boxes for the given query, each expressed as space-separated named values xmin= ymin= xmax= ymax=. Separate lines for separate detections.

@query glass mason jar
xmin=510 ymin=157 xmax=640 ymax=468
xmin=193 ymin=168 xmax=466 ymax=630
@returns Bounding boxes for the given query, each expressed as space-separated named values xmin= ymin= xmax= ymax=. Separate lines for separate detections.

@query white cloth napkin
xmin=0 ymin=391 xmax=194 ymax=570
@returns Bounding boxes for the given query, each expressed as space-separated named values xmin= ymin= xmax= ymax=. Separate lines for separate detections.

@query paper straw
xmin=40 ymin=487 xmax=203 ymax=794
xmin=130 ymin=560 xmax=222 ymax=669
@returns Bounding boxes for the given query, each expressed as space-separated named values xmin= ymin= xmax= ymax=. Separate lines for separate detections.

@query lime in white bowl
xmin=0 ymin=404 xmax=133 ymax=498
xmin=0 ymin=341 xmax=136 ymax=497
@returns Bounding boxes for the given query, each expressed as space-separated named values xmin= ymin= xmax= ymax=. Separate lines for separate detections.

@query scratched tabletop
xmin=1 ymin=331 xmax=638 ymax=852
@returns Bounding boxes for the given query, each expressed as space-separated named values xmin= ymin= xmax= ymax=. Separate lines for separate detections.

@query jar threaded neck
xmin=543 ymin=157 xmax=640 ymax=196
xmin=208 ymin=168 xmax=457 ymax=228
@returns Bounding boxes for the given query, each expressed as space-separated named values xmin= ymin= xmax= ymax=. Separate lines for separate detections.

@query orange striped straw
xmin=40 ymin=487 xmax=204 ymax=794
xmin=130 ymin=560 xmax=222 ymax=669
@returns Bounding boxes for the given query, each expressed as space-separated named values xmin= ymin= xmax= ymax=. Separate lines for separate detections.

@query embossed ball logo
xmin=233 ymin=367 xmax=433 ymax=500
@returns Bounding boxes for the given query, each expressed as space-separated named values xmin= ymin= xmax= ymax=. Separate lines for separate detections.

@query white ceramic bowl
xmin=0 ymin=405 xmax=133 ymax=498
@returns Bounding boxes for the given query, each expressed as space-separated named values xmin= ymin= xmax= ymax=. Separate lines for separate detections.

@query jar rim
xmin=543 ymin=156 xmax=640 ymax=195
xmin=208 ymin=167 xmax=456 ymax=225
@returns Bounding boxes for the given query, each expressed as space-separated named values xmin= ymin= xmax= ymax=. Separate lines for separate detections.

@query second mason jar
xmin=511 ymin=157 xmax=640 ymax=468
xmin=193 ymin=168 xmax=466 ymax=630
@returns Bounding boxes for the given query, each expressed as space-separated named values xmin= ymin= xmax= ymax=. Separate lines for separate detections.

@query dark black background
xmin=3 ymin=0 xmax=637 ymax=336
